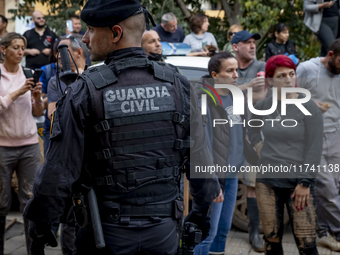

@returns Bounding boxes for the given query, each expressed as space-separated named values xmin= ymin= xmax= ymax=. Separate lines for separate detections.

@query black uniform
xmin=24 ymin=44 xmax=219 ymax=254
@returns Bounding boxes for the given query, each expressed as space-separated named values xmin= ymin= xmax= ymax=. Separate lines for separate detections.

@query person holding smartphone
xmin=0 ymin=32 xmax=44 ymax=255
xmin=65 ymin=15 xmax=86 ymax=35
xmin=304 ymin=0 xmax=339 ymax=56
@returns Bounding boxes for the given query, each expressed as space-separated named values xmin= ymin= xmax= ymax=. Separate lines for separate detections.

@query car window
xmin=178 ymin=67 xmax=209 ymax=81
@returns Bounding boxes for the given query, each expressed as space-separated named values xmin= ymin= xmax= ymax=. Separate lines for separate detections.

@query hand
xmin=248 ymin=77 xmax=265 ymax=92
xmin=213 ymin=189 xmax=224 ymax=203
xmin=315 ymin=101 xmax=329 ymax=113
xmin=255 ymin=142 xmax=263 ymax=157
xmin=66 ymin=27 xmax=71 ymax=35
xmin=184 ymin=210 xmax=210 ymax=241
xmin=30 ymin=49 xmax=41 ymax=56
xmin=188 ymin=50 xmax=208 ymax=57
xmin=42 ymin=48 xmax=51 ymax=56
xmin=320 ymin=1 xmax=336 ymax=9
xmin=32 ymin=82 xmax=42 ymax=99
xmin=14 ymin=78 xmax=35 ymax=98
xmin=29 ymin=221 xmax=58 ymax=255
xmin=197 ymin=50 xmax=208 ymax=56
xmin=291 ymin=184 xmax=310 ymax=211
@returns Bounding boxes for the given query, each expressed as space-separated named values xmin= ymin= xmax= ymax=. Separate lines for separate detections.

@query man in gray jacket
xmin=297 ymin=39 xmax=340 ymax=251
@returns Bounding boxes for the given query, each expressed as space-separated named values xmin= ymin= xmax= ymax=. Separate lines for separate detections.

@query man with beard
xmin=23 ymin=11 xmax=57 ymax=69
xmin=141 ymin=30 xmax=163 ymax=61
xmin=141 ymin=30 xmax=181 ymax=74
xmin=297 ymin=39 xmax=340 ymax=252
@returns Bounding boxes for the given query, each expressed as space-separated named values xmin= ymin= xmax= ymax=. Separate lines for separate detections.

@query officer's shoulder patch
xmin=81 ymin=65 xmax=117 ymax=90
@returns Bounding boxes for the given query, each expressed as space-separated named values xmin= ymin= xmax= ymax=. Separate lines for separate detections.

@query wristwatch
xmin=300 ymin=181 xmax=312 ymax=188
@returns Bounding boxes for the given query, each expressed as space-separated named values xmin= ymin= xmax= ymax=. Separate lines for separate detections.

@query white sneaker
xmin=209 ymin=252 xmax=225 ymax=255
xmin=317 ymin=233 xmax=340 ymax=251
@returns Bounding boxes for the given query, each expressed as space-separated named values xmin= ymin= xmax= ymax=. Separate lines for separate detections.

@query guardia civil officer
xmin=23 ymin=0 xmax=220 ymax=254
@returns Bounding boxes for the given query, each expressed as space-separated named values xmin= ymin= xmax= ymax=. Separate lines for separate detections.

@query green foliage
xmin=9 ymin=0 xmax=87 ymax=36
xmin=207 ymin=16 xmax=229 ymax=51
xmin=227 ymin=0 xmax=320 ymax=61
xmin=9 ymin=0 xmax=320 ymax=59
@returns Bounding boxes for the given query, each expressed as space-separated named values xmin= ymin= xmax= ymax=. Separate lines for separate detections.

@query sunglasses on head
xmin=66 ymin=34 xmax=81 ymax=47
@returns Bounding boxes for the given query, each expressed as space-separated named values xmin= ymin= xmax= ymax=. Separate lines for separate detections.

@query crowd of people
xmin=0 ymin=0 xmax=340 ymax=255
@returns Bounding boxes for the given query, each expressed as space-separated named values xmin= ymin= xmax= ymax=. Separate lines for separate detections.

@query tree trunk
xmin=176 ymin=0 xmax=191 ymax=20
xmin=221 ymin=0 xmax=243 ymax=25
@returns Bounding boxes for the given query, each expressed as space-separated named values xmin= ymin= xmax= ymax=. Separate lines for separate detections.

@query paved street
xmin=4 ymin=211 xmax=338 ymax=255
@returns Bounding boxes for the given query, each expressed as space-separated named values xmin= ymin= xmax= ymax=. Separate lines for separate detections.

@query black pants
xmin=75 ymin=217 xmax=178 ymax=255
xmin=256 ymin=182 xmax=318 ymax=255
xmin=318 ymin=16 xmax=339 ymax=57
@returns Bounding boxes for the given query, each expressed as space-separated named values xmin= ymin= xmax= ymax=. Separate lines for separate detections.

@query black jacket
xmin=265 ymin=40 xmax=298 ymax=61
xmin=196 ymin=76 xmax=258 ymax=191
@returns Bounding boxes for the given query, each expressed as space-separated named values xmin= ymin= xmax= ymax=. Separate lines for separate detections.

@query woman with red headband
xmin=249 ymin=55 xmax=323 ymax=255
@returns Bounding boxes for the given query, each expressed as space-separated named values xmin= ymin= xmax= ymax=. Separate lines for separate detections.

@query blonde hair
xmin=227 ymin=24 xmax=243 ymax=41
xmin=0 ymin=33 xmax=27 ymax=63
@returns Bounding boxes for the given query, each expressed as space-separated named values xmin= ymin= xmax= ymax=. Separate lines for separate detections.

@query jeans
xmin=256 ymin=182 xmax=318 ymax=255
xmin=194 ymin=178 xmax=238 ymax=255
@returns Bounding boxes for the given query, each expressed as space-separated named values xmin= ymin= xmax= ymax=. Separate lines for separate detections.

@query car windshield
xmin=178 ymin=67 xmax=209 ymax=81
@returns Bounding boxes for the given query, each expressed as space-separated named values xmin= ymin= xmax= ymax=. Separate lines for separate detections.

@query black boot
xmin=247 ymin=198 xmax=264 ymax=253
xmin=0 ymin=216 xmax=5 ymax=255
xmin=24 ymin=219 xmax=32 ymax=255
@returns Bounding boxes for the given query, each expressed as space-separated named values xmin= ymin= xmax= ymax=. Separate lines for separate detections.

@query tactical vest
xmin=79 ymin=58 xmax=191 ymax=209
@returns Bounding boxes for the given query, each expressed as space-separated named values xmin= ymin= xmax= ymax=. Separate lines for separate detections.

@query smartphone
xmin=32 ymin=69 xmax=43 ymax=88
xmin=66 ymin=20 xmax=73 ymax=33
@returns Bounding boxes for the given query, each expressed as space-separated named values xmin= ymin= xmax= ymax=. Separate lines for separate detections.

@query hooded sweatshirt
xmin=296 ymin=57 xmax=340 ymax=133
xmin=183 ymin=32 xmax=219 ymax=53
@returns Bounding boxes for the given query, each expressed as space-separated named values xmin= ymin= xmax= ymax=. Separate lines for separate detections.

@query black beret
xmin=81 ymin=0 xmax=141 ymax=27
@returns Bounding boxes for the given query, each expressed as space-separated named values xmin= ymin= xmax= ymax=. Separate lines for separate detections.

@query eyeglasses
xmin=229 ymin=32 xmax=237 ymax=36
